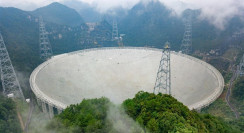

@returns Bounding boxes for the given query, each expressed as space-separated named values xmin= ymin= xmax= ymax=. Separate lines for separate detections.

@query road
xmin=225 ymin=65 xmax=240 ymax=119
xmin=17 ymin=110 xmax=25 ymax=130
xmin=24 ymin=99 xmax=34 ymax=133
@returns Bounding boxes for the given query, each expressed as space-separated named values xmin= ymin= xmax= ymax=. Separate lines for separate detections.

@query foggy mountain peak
xmin=32 ymin=2 xmax=84 ymax=26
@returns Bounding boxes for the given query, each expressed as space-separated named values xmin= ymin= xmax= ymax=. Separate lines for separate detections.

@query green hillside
xmin=47 ymin=92 xmax=234 ymax=133
xmin=32 ymin=2 xmax=83 ymax=27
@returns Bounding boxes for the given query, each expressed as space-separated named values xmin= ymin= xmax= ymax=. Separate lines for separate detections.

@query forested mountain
xmin=0 ymin=3 xmax=114 ymax=72
xmin=0 ymin=7 xmax=41 ymax=72
xmin=0 ymin=1 xmax=244 ymax=94
xmin=117 ymin=0 xmax=244 ymax=51
xmin=0 ymin=1 xmax=244 ymax=132
xmin=63 ymin=0 xmax=128 ymax=23
xmin=47 ymin=92 xmax=234 ymax=133
xmin=1 ymin=1 xmax=243 ymax=65
xmin=61 ymin=0 xmax=241 ymax=51
xmin=0 ymin=95 xmax=21 ymax=133
xmin=32 ymin=2 xmax=84 ymax=26
xmin=62 ymin=0 xmax=102 ymax=23
xmin=113 ymin=0 xmax=243 ymax=52
xmin=123 ymin=92 xmax=235 ymax=132
xmin=191 ymin=12 xmax=244 ymax=51
xmin=119 ymin=1 xmax=183 ymax=49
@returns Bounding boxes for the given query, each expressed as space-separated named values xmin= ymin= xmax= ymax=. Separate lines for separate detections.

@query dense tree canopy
xmin=51 ymin=97 xmax=111 ymax=133
xmin=123 ymin=91 xmax=234 ymax=133
xmin=233 ymin=77 xmax=244 ymax=101
xmin=0 ymin=95 xmax=21 ymax=133
xmin=48 ymin=91 xmax=235 ymax=133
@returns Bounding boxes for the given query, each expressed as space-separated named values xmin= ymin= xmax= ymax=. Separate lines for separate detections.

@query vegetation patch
xmin=49 ymin=92 xmax=235 ymax=133
xmin=0 ymin=95 xmax=22 ymax=133
xmin=123 ymin=91 xmax=233 ymax=133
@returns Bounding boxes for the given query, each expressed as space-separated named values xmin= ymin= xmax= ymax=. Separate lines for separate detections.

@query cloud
xmin=0 ymin=0 xmax=244 ymax=29
xmin=106 ymin=104 xmax=145 ymax=132
xmin=161 ymin=0 xmax=244 ymax=29
xmin=79 ymin=0 xmax=140 ymax=13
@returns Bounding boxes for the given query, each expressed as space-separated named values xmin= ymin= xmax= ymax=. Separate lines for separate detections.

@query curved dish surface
xmin=30 ymin=47 xmax=224 ymax=110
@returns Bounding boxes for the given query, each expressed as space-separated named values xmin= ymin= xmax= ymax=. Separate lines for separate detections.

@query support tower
xmin=0 ymin=32 xmax=24 ymax=99
xmin=181 ymin=14 xmax=192 ymax=54
xmin=111 ymin=20 xmax=119 ymax=41
xmin=39 ymin=16 xmax=53 ymax=60
xmin=111 ymin=20 xmax=125 ymax=47
xmin=154 ymin=42 xmax=171 ymax=95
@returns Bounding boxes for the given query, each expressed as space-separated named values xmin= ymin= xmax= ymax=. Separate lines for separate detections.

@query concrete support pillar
xmin=41 ymin=102 xmax=47 ymax=113
xmin=48 ymin=105 xmax=54 ymax=118
xmin=36 ymin=98 xmax=41 ymax=106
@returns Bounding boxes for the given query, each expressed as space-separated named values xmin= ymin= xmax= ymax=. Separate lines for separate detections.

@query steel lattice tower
xmin=111 ymin=20 xmax=119 ymax=41
xmin=181 ymin=14 xmax=192 ymax=54
xmin=39 ymin=16 xmax=53 ymax=60
xmin=154 ymin=42 xmax=171 ymax=95
xmin=0 ymin=32 xmax=24 ymax=99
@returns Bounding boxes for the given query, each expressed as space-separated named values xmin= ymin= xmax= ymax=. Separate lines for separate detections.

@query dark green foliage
xmin=202 ymin=80 xmax=244 ymax=132
xmin=123 ymin=91 xmax=233 ymax=133
xmin=208 ymin=58 xmax=230 ymax=73
xmin=207 ymin=58 xmax=231 ymax=82
xmin=52 ymin=92 xmax=234 ymax=133
xmin=56 ymin=97 xmax=111 ymax=132
xmin=46 ymin=23 xmax=85 ymax=54
xmin=231 ymin=77 xmax=244 ymax=122
xmin=0 ymin=6 xmax=114 ymax=73
xmin=0 ymin=7 xmax=42 ymax=72
xmin=119 ymin=1 xmax=244 ymax=52
xmin=233 ymin=77 xmax=244 ymax=101
xmin=0 ymin=95 xmax=21 ymax=133
xmin=120 ymin=1 xmax=183 ymax=50
xmin=202 ymin=98 xmax=236 ymax=120
xmin=0 ymin=7 xmax=42 ymax=97
xmin=228 ymin=116 xmax=244 ymax=132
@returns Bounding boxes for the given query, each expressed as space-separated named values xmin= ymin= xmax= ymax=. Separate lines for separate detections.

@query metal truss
xmin=111 ymin=20 xmax=125 ymax=47
xmin=0 ymin=32 xmax=24 ymax=99
xmin=111 ymin=20 xmax=119 ymax=41
xmin=39 ymin=16 xmax=53 ymax=60
xmin=181 ymin=14 xmax=192 ymax=54
xmin=154 ymin=42 xmax=171 ymax=95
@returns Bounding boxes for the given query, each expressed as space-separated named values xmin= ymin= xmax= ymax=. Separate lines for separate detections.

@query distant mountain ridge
xmin=119 ymin=1 xmax=183 ymax=49
xmin=32 ymin=2 xmax=83 ymax=26
xmin=0 ymin=7 xmax=41 ymax=72
xmin=62 ymin=0 xmax=102 ymax=22
xmin=63 ymin=0 xmax=128 ymax=23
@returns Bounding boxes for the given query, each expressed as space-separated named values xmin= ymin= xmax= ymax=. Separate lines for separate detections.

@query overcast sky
xmin=0 ymin=0 xmax=244 ymax=29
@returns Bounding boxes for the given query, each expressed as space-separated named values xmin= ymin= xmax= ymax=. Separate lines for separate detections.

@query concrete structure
xmin=30 ymin=47 xmax=224 ymax=116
